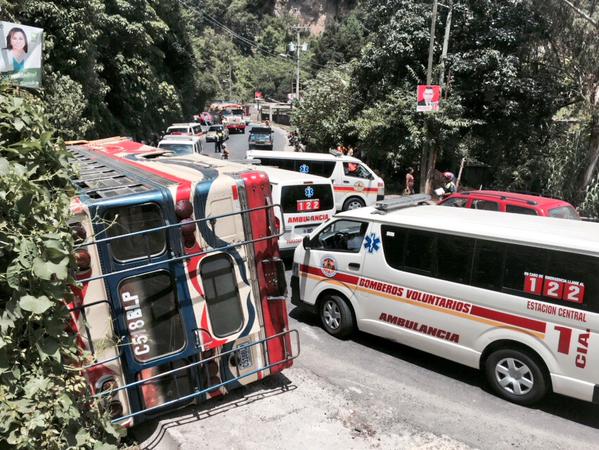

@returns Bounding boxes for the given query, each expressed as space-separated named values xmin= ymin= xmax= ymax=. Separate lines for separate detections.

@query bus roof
xmin=248 ymin=149 xmax=362 ymax=164
xmin=338 ymin=204 xmax=599 ymax=255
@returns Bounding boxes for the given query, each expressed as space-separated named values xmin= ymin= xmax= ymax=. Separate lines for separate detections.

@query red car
xmin=439 ymin=190 xmax=580 ymax=219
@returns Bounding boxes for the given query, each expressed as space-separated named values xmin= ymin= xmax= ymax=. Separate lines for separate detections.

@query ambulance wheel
xmin=343 ymin=197 xmax=365 ymax=211
xmin=320 ymin=294 xmax=354 ymax=339
xmin=484 ymin=348 xmax=548 ymax=405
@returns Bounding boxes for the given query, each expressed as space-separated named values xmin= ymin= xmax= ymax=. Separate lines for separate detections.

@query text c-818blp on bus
xmin=67 ymin=137 xmax=298 ymax=427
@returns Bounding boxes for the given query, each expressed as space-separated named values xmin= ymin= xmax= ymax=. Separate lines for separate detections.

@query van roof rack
xmin=373 ymin=194 xmax=431 ymax=213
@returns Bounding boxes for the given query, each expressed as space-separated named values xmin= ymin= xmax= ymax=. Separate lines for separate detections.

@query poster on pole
xmin=254 ymin=91 xmax=263 ymax=101
xmin=416 ymin=85 xmax=441 ymax=112
xmin=0 ymin=22 xmax=44 ymax=89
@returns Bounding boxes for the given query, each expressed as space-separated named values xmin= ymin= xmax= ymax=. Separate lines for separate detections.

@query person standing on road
xmin=404 ymin=167 xmax=415 ymax=195
xmin=215 ymin=129 xmax=223 ymax=153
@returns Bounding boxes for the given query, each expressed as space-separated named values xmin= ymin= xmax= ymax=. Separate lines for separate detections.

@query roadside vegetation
xmin=294 ymin=0 xmax=599 ymax=214
xmin=0 ymin=83 xmax=120 ymax=448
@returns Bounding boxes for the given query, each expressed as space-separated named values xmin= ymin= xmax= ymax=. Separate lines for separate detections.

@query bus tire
xmin=342 ymin=196 xmax=365 ymax=211
xmin=484 ymin=348 xmax=548 ymax=405
xmin=319 ymin=294 xmax=354 ymax=339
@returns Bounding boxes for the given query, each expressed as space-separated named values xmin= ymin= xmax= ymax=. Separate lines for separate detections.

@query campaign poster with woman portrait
xmin=0 ymin=21 xmax=44 ymax=89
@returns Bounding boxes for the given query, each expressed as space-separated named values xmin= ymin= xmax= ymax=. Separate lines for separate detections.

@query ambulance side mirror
xmin=302 ymin=235 xmax=311 ymax=250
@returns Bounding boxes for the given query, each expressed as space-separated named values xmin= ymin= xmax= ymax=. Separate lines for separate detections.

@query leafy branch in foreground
xmin=0 ymin=83 xmax=122 ymax=449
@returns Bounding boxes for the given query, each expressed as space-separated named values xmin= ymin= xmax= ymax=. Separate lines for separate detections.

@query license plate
xmin=297 ymin=199 xmax=320 ymax=211
xmin=236 ymin=346 xmax=253 ymax=370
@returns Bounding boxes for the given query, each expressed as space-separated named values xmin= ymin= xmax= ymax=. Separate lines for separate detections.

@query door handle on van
xmin=343 ymin=180 xmax=350 ymax=184
xmin=348 ymin=263 xmax=360 ymax=270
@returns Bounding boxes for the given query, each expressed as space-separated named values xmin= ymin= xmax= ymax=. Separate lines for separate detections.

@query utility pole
xmin=290 ymin=26 xmax=308 ymax=101
xmin=228 ymin=64 xmax=232 ymax=101
xmin=420 ymin=0 xmax=439 ymax=194
xmin=439 ymin=0 xmax=453 ymax=88
xmin=296 ymin=27 xmax=301 ymax=100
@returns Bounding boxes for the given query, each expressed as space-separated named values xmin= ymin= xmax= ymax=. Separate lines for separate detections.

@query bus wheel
xmin=343 ymin=197 xmax=365 ymax=211
xmin=320 ymin=294 xmax=353 ymax=339
xmin=484 ymin=348 xmax=548 ymax=405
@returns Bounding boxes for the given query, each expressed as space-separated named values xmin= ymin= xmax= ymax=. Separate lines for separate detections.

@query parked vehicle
xmin=252 ymin=167 xmax=336 ymax=257
xmin=247 ymin=150 xmax=385 ymax=211
xmin=220 ymin=104 xmax=246 ymax=134
xmin=157 ymin=135 xmax=203 ymax=155
xmin=205 ymin=125 xmax=229 ymax=142
xmin=439 ymin=190 xmax=580 ymax=219
xmin=165 ymin=123 xmax=203 ymax=136
xmin=66 ymin=137 xmax=298 ymax=426
xmin=292 ymin=195 xmax=599 ymax=405
xmin=248 ymin=126 xmax=274 ymax=150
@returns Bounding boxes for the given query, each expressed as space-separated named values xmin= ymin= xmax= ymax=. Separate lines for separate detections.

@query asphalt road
xmin=135 ymin=268 xmax=599 ymax=449
xmin=200 ymin=123 xmax=289 ymax=160
xmin=133 ymin=124 xmax=599 ymax=449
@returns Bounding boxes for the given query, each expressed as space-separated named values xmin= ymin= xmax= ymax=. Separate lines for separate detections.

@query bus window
xmin=105 ymin=203 xmax=166 ymax=261
xmin=200 ymin=254 xmax=244 ymax=337
xmin=436 ymin=234 xmax=474 ymax=284
xmin=119 ymin=271 xmax=186 ymax=362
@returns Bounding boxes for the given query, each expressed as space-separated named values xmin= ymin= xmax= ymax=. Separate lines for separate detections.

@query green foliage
xmin=313 ymin=10 xmax=366 ymax=67
xmin=293 ymin=66 xmax=356 ymax=150
xmin=0 ymin=84 xmax=121 ymax=448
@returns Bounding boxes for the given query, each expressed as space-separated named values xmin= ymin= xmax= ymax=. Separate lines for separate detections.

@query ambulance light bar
xmin=374 ymin=194 xmax=431 ymax=213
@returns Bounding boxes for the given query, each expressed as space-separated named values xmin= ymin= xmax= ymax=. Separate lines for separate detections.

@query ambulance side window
xmin=313 ymin=220 xmax=368 ymax=252
xmin=436 ymin=234 xmax=474 ymax=284
xmin=471 ymin=240 xmax=504 ymax=290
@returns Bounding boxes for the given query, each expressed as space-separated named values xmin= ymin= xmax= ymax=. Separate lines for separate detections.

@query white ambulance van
xmin=291 ymin=195 xmax=599 ymax=405
xmin=257 ymin=166 xmax=336 ymax=257
xmin=247 ymin=150 xmax=385 ymax=211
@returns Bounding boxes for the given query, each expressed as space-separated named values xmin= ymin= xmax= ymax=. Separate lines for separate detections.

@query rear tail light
xmin=176 ymin=201 xmax=195 ymax=247
xmin=74 ymin=249 xmax=91 ymax=272
xmin=70 ymin=223 xmax=86 ymax=243
xmin=175 ymin=200 xmax=193 ymax=219
xmin=180 ymin=218 xmax=196 ymax=247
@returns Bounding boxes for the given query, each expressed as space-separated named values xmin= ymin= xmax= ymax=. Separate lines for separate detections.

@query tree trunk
xmin=580 ymin=86 xmax=599 ymax=192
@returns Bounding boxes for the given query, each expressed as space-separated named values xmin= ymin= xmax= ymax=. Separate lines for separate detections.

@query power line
xmin=176 ymin=0 xmax=332 ymax=71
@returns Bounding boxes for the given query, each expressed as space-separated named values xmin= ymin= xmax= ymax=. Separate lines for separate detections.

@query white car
xmin=166 ymin=123 xmax=203 ymax=136
xmin=205 ymin=125 xmax=229 ymax=142
xmin=157 ymin=135 xmax=203 ymax=155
